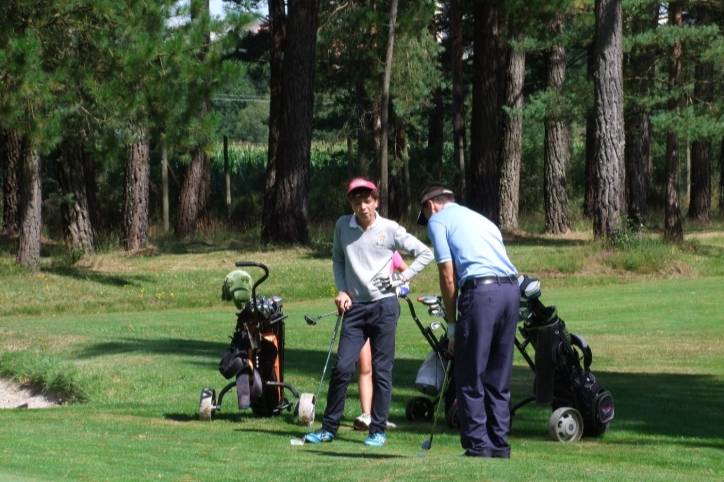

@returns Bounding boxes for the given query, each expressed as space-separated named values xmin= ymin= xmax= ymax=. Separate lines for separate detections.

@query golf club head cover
xmin=372 ymin=272 xmax=405 ymax=292
xmin=221 ymin=270 xmax=253 ymax=310
xmin=517 ymin=274 xmax=541 ymax=300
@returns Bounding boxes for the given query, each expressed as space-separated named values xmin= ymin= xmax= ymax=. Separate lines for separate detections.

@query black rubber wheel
xmin=406 ymin=396 xmax=434 ymax=421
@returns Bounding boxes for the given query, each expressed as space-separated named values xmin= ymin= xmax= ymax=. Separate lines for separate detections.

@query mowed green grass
xmin=1 ymin=278 xmax=724 ymax=481
xmin=1 ymin=226 xmax=724 ymax=481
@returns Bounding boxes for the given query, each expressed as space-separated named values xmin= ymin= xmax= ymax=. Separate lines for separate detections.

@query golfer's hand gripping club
xmin=372 ymin=272 xmax=406 ymax=292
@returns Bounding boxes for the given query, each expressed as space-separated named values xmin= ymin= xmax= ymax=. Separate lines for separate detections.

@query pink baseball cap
xmin=347 ymin=178 xmax=377 ymax=194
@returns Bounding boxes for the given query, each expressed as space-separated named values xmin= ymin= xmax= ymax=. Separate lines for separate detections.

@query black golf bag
xmin=514 ymin=275 xmax=614 ymax=439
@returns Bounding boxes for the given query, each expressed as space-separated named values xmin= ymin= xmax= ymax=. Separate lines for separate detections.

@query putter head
xmin=420 ymin=440 xmax=432 ymax=450
xmin=304 ymin=314 xmax=317 ymax=326
xmin=290 ymin=438 xmax=305 ymax=446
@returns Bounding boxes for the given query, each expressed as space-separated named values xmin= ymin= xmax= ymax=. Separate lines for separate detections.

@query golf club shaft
xmin=303 ymin=312 xmax=344 ymax=438
xmin=424 ymin=358 xmax=453 ymax=450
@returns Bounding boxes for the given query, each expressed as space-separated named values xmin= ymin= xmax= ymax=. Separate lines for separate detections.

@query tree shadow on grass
xmin=77 ymin=337 xmax=724 ymax=446
xmin=45 ymin=266 xmax=154 ymax=287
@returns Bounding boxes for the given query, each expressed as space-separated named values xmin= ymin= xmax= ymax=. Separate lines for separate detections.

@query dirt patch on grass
xmin=0 ymin=378 xmax=59 ymax=409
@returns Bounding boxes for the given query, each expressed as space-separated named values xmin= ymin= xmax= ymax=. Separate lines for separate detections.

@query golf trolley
xmin=512 ymin=275 xmax=614 ymax=442
xmin=199 ymin=261 xmax=302 ymax=421
xmin=403 ymin=275 xmax=615 ymax=442
xmin=400 ymin=294 xmax=457 ymax=427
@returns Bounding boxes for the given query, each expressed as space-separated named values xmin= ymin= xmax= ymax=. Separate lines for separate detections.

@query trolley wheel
xmin=405 ymin=397 xmax=434 ymax=421
xmin=298 ymin=393 xmax=315 ymax=425
xmin=199 ymin=388 xmax=216 ymax=421
xmin=445 ymin=399 xmax=459 ymax=428
xmin=548 ymin=407 xmax=584 ymax=442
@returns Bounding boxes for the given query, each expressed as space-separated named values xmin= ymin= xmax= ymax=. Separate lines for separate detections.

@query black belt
xmin=461 ymin=275 xmax=517 ymax=292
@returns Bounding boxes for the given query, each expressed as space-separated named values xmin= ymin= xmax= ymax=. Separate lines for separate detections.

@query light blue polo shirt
xmin=426 ymin=203 xmax=516 ymax=287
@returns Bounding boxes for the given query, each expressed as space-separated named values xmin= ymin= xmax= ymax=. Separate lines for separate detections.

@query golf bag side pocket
xmin=415 ymin=350 xmax=447 ymax=396
xmin=574 ymin=372 xmax=614 ymax=436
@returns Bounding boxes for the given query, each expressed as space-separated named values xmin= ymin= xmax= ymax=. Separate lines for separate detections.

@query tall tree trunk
xmin=428 ymin=87 xmax=444 ymax=181
xmin=2 ymin=129 xmax=20 ymax=235
xmin=687 ymin=9 xmax=713 ymax=223
xmin=624 ymin=110 xmax=651 ymax=226
xmin=688 ymin=139 xmax=711 ymax=222
xmin=593 ymin=0 xmax=625 ymax=239
xmin=379 ymin=0 xmax=399 ymax=218
xmin=664 ymin=1 xmax=683 ymax=241
xmin=355 ymin=80 xmax=369 ymax=176
xmin=584 ymin=42 xmax=596 ymax=219
xmin=623 ymin=2 xmax=657 ymax=228
xmin=175 ymin=0 xmax=212 ymax=240
xmin=499 ymin=30 xmax=525 ymax=234
xmin=82 ymin=148 xmax=99 ymax=231
xmin=372 ymin=104 xmax=382 ymax=188
xmin=450 ymin=0 xmax=466 ymax=203
xmin=57 ymin=139 xmax=94 ymax=255
xmin=263 ymin=0 xmax=286 ymax=227
xmin=262 ymin=0 xmax=319 ymax=243
xmin=123 ymin=125 xmax=150 ymax=251
xmin=720 ymin=136 xmax=724 ymax=216
xmin=16 ymin=134 xmax=41 ymax=270
xmin=162 ymin=144 xmax=169 ymax=232
xmin=175 ymin=148 xmax=205 ymax=240
xmin=471 ymin=0 xmax=500 ymax=221
xmin=223 ymin=136 xmax=231 ymax=221
xmin=544 ymin=14 xmax=570 ymax=235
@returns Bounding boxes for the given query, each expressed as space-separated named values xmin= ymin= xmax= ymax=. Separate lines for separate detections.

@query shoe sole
xmin=353 ymin=421 xmax=369 ymax=431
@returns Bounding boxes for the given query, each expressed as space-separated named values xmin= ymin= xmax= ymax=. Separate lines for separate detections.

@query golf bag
xmin=219 ymin=293 xmax=288 ymax=416
xmin=199 ymin=261 xmax=299 ymax=421
xmin=515 ymin=275 xmax=614 ymax=438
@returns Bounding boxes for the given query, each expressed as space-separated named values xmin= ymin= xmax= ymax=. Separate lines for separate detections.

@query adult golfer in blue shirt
xmin=417 ymin=185 xmax=519 ymax=458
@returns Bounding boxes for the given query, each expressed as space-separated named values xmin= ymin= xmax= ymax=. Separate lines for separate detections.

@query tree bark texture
xmin=263 ymin=0 xmax=286 ymax=225
xmin=175 ymin=148 xmax=205 ymax=240
xmin=623 ymin=2 xmax=657 ymax=227
xmin=688 ymin=139 xmax=711 ymax=222
xmin=499 ymin=31 xmax=525 ymax=234
xmin=544 ymin=15 xmax=570 ymax=235
xmin=262 ymin=0 xmax=319 ymax=244
xmin=688 ymin=11 xmax=713 ymax=223
xmin=378 ymin=0 xmax=399 ymax=218
xmin=720 ymin=136 xmax=724 ymax=215
xmin=2 ymin=129 xmax=20 ymax=235
xmin=122 ymin=125 xmax=150 ymax=251
xmin=624 ymin=110 xmax=651 ymax=227
xmin=16 ymin=135 xmax=41 ymax=270
xmin=450 ymin=0 xmax=466 ymax=203
xmin=471 ymin=1 xmax=499 ymax=222
xmin=57 ymin=139 xmax=95 ymax=255
xmin=593 ymin=0 xmax=625 ymax=239
xmin=584 ymin=42 xmax=595 ymax=219
xmin=664 ymin=1 xmax=683 ymax=241
xmin=82 ymin=147 xmax=99 ymax=231
xmin=428 ymin=87 xmax=444 ymax=181
xmin=355 ymin=80 xmax=369 ymax=176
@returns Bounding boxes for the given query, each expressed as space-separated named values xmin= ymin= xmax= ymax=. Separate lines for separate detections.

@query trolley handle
xmin=235 ymin=261 xmax=269 ymax=315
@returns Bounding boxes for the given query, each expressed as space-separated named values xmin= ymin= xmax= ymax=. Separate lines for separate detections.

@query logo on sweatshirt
xmin=376 ymin=233 xmax=387 ymax=246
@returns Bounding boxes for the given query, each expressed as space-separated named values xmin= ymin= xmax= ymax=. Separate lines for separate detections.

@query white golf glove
xmin=372 ymin=272 xmax=406 ymax=292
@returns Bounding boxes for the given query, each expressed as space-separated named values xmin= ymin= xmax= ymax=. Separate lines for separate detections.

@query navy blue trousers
xmin=322 ymin=296 xmax=400 ymax=435
xmin=454 ymin=282 xmax=519 ymax=456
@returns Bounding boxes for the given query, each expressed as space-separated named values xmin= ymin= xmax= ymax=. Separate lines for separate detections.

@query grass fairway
xmin=1 ymin=230 xmax=724 ymax=481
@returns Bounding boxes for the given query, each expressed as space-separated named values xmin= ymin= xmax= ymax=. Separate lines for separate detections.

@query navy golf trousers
xmin=322 ymin=296 xmax=400 ymax=435
xmin=455 ymin=282 xmax=520 ymax=456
